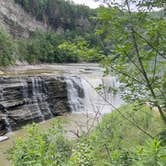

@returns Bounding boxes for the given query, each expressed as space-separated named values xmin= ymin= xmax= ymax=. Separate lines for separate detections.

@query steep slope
xmin=0 ymin=0 xmax=47 ymax=38
xmin=14 ymin=0 xmax=94 ymax=33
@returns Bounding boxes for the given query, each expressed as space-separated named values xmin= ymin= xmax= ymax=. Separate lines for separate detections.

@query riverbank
xmin=8 ymin=103 xmax=166 ymax=165
xmin=0 ymin=112 xmax=98 ymax=166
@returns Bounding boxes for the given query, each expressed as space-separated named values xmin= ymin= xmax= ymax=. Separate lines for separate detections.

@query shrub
xmin=9 ymin=121 xmax=72 ymax=166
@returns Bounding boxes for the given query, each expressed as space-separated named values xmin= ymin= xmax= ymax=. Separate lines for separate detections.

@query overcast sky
xmin=71 ymin=0 xmax=127 ymax=9
xmin=72 ymin=0 xmax=103 ymax=8
xmin=71 ymin=0 xmax=159 ymax=11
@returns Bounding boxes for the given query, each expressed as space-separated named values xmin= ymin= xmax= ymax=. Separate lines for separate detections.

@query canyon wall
xmin=0 ymin=0 xmax=47 ymax=38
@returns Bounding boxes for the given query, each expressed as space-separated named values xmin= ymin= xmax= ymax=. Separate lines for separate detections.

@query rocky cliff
xmin=0 ymin=75 xmax=73 ymax=135
xmin=0 ymin=0 xmax=47 ymax=38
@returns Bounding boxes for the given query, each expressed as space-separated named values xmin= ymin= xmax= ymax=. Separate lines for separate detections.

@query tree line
xmin=0 ymin=28 xmax=103 ymax=66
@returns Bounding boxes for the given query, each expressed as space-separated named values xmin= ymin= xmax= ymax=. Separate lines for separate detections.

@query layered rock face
xmin=0 ymin=75 xmax=73 ymax=135
xmin=0 ymin=0 xmax=47 ymax=38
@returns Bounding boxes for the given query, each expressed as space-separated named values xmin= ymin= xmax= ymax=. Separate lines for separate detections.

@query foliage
xmin=0 ymin=29 xmax=103 ymax=66
xmin=94 ymin=1 xmax=166 ymax=122
xmin=6 ymin=1 xmax=166 ymax=165
xmin=88 ymin=103 xmax=166 ymax=165
xmin=17 ymin=31 xmax=65 ymax=64
xmin=135 ymin=139 xmax=166 ymax=166
xmin=9 ymin=121 xmax=72 ymax=166
xmin=58 ymin=37 xmax=104 ymax=62
xmin=69 ymin=141 xmax=94 ymax=166
xmin=0 ymin=0 xmax=106 ymax=66
xmin=0 ymin=28 xmax=15 ymax=66
xmin=9 ymin=120 xmax=95 ymax=166
xmin=9 ymin=104 xmax=166 ymax=166
xmin=14 ymin=0 xmax=95 ymax=32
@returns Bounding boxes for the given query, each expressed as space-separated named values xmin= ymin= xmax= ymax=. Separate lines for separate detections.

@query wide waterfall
xmin=0 ymin=64 xmax=123 ymax=135
xmin=72 ymin=76 xmax=122 ymax=114
xmin=64 ymin=73 xmax=122 ymax=115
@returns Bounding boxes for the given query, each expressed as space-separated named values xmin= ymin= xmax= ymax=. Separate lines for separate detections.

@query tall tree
xmin=94 ymin=0 xmax=166 ymax=123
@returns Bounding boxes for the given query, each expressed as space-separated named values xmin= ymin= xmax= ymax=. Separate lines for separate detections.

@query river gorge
xmin=0 ymin=63 xmax=123 ymax=165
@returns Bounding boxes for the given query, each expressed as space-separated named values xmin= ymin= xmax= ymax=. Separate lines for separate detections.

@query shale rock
xmin=0 ymin=75 xmax=71 ymax=134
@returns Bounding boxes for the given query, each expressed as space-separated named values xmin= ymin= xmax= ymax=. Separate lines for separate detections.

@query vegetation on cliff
xmin=0 ymin=29 xmax=15 ymax=66
xmin=0 ymin=29 xmax=103 ymax=65
xmin=14 ymin=0 xmax=94 ymax=32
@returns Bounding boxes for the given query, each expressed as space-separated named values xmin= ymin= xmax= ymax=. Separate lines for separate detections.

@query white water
xmin=66 ymin=76 xmax=85 ymax=112
xmin=65 ymin=70 xmax=123 ymax=115
xmin=0 ymin=87 xmax=13 ymax=133
xmin=31 ymin=77 xmax=45 ymax=121
xmin=3 ymin=115 xmax=12 ymax=133
xmin=1 ymin=64 xmax=123 ymax=133
xmin=40 ymin=78 xmax=54 ymax=118
xmin=83 ymin=76 xmax=122 ymax=114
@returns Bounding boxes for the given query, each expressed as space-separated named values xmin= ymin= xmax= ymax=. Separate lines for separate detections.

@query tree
xmin=94 ymin=0 xmax=166 ymax=123
xmin=58 ymin=37 xmax=104 ymax=62
xmin=0 ymin=28 xmax=14 ymax=66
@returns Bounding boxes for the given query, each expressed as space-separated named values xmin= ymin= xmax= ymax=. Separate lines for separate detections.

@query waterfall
xmin=101 ymin=76 xmax=122 ymax=108
xmin=31 ymin=77 xmax=53 ymax=120
xmin=3 ymin=115 xmax=12 ymax=133
xmin=66 ymin=75 xmax=123 ymax=114
xmin=40 ymin=78 xmax=54 ymax=118
xmin=0 ymin=88 xmax=4 ymax=102
xmin=31 ymin=77 xmax=45 ymax=121
xmin=0 ymin=66 xmax=123 ymax=135
xmin=21 ymin=78 xmax=34 ymax=121
xmin=0 ymin=86 xmax=12 ymax=133
xmin=65 ymin=76 xmax=85 ymax=112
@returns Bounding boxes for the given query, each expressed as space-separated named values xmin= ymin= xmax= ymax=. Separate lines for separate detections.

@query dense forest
xmin=0 ymin=0 xmax=166 ymax=165
xmin=14 ymin=0 xmax=94 ymax=31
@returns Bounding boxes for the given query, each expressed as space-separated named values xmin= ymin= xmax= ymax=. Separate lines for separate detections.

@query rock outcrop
xmin=0 ymin=0 xmax=47 ymax=38
xmin=0 ymin=75 xmax=72 ymax=135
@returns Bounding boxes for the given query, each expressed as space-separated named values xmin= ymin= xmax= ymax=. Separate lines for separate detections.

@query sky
xmin=72 ymin=0 xmax=103 ymax=8
xmin=71 ymin=0 xmax=160 ymax=11
xmin=71 ymin=0 xmax=129 ymax=9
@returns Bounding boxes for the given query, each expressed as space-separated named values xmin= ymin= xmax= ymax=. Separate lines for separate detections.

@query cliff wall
xmin=0 ymin=0 xmax=47 ymax=38
xmin=0 ymin=75 xmax=71 ymax=135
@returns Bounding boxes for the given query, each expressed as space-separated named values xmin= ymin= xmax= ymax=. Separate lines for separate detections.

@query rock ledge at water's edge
xmin=0 ymin=75 xmax=83 ymax=135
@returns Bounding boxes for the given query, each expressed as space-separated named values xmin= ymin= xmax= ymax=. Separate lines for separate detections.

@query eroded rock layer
xmin=0 ymin=75 xmax=71 ymax=135
xmin=0 ymin=0 xmax=47 ymax=38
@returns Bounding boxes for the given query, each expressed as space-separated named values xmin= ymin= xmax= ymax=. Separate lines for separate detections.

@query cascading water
xmin=0 ymin=64 xmax=124 ymax=136
xmin=0 ymin=87 xmax=12 ymax=133
xmin=2 ymin=114 xmax=12 ymax=133
xmin=65 ymin=76 xmax=85 ymax=112
xmin=21 ymin=78 xmax=34 ymax=120
xmin=31 ymin=77 xmax=54 ymax=120
xmin=31 ymin=77 xmax=45 ymax=121
xmin=65 ymin=75 xmax=123 ymax=114
xmin=101 ymin=76 xmax=122 ymax=108
xmin=40 ymin=78 xmax=54 ymax=118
